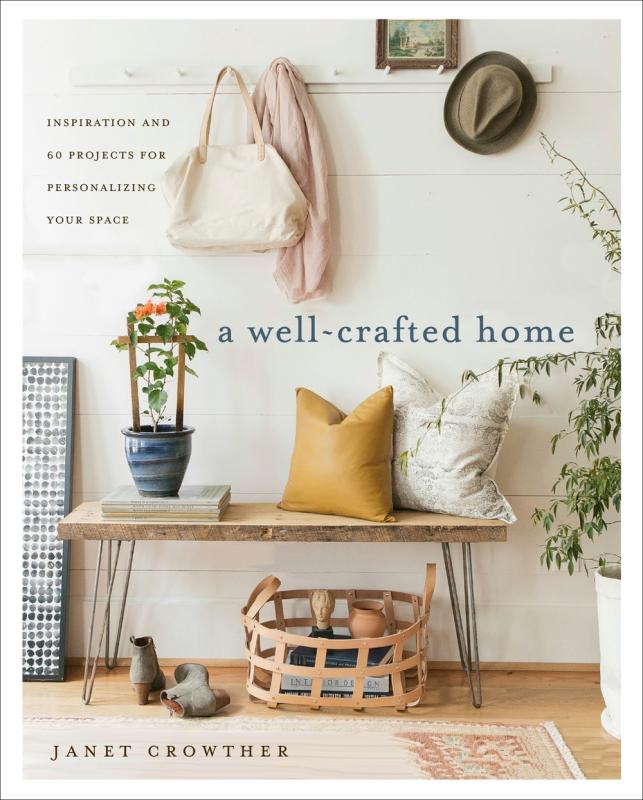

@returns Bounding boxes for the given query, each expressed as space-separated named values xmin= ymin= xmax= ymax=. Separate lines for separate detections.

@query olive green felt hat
xmin=444 ymin=51 xmax=537 ymax=154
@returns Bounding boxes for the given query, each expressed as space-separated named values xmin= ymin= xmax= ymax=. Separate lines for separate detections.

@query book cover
xmin=279 ymin=690 xmax=392 ymax=698
xmin=281 ymin=674 xmax=390 ymax=693
xmin=101 ymin=485 xmax=231 ymax=511
xmin=13 ymin=9 xmax=625 ymax=787
xmin=101 ymin=511 xmax=228 ymax=521
xmin=289 ymin=638 xmax=394 ymax=668
xmin=101 ymin=499 xmax=230 ymax=520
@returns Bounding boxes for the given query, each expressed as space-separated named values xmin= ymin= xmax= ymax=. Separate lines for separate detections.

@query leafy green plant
xmin=401 ymin=133 xmax=621 ymax=574
xmin=111 ymin=278 xmax=207 ymax=431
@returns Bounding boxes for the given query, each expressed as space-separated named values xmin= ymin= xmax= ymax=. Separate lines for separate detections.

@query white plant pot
xmin=595 ymin=565 xmax=621 ymax=739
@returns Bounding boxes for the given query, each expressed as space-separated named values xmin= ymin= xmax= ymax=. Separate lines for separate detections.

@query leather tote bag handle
xmin=198 ymin=65 xmax=265 ymax=164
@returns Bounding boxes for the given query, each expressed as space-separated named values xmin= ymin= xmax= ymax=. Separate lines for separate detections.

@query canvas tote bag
xmin=162 ymin=66 xmax=308 ymax=252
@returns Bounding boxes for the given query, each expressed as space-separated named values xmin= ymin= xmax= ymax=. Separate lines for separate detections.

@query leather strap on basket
xmin=245 ymin=574 xmax=281 ymax=620
xmin=198 ymin=65 xmax=265 ymax=163
xmin=423 ymin=563 xmax=437 ymax=616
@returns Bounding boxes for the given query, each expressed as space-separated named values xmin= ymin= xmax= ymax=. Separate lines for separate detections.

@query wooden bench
xmin=58 ymin=502 xmax=507 ymax=707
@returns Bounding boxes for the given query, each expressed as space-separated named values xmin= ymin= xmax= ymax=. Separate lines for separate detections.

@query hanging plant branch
xmin=539 ymin=132 xmax=621 ymax=270
xmin=400 ymin=136 xmax=621 ymax=573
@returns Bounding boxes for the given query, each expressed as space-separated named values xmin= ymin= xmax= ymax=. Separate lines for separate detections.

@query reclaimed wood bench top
xmin=58 ymin=502 xmax=507 ymax=543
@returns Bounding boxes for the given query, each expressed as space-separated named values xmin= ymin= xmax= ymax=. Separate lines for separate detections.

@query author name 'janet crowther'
xmin=49 ymin=743 xmax=288 ymax=761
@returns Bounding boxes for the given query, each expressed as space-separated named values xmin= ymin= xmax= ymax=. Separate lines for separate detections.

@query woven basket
xmin=241 ymin=563 xmax=436 ymax=710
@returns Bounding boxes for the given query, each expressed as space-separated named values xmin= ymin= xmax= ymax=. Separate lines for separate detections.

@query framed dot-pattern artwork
xmin=22 ymin=356 xmax=75 ymax=681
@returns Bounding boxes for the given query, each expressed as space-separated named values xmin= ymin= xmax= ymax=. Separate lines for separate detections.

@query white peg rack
xmin=69 ymin=62 xmax=553 ymax=88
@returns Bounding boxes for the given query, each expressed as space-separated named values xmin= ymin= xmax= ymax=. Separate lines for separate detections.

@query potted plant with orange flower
xmin=111 ymin=278 xmax=207 ymax=496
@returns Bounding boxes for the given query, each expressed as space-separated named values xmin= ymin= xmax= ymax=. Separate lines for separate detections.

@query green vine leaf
xmin=148 ymin=388 xmax=168 ymax=413
xmin=155 ymin=323 xmax=173 ymax=343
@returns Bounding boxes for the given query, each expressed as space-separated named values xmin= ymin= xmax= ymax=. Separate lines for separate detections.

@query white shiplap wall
xmin=23 ymin=19 xmax=620 ymax=663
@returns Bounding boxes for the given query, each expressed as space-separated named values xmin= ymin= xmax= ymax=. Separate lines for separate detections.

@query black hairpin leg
xmin=442 ymin=542 xmax=482 ymax=708
xmin=81 ymin=540 xmax=136 ymax=704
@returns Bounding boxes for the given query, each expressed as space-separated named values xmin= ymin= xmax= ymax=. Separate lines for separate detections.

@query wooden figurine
xmin=310 ymin=589 xmax=335 ymax=638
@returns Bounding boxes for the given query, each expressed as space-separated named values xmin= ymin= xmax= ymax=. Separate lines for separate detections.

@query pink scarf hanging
xmin=252 ymin=58 xmax=332 ymax=303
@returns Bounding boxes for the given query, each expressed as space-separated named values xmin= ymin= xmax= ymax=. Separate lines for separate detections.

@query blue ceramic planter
xmin=122 ymin=425 xmax=194 ymax=497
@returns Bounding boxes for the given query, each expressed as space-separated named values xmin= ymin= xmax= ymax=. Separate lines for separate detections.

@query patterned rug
xmin=24 ymin=716 xmax=584 ymax=779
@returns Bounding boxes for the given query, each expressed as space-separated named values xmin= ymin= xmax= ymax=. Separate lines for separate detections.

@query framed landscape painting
xmin=376 ymin=19 xmax=459 ymax=70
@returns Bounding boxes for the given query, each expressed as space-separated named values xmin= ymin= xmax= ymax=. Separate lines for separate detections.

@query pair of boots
xmin=129 ymin=636 xmax=230 ymax=717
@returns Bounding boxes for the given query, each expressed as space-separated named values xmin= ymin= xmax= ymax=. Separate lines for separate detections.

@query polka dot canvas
xmin=22 ymin=357 xmax=75 ymax=680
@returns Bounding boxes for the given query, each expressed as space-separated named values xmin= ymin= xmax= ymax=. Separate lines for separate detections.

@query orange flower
xmin=155 ymin=302 xmax=167 ymax=315
xmin=134 ymin=300 xmax=155 ymax=320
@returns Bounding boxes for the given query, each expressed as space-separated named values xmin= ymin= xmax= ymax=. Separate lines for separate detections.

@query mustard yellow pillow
xmin=279 ymin=386 xmax=395 ymax=522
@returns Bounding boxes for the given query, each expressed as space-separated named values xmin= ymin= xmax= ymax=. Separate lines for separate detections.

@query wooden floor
xmin=24 ymin=665 xmax=620 ymax=779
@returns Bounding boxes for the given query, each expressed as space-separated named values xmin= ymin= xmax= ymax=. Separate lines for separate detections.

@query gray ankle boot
xmin=129 ymin=635 xmax=165 ymax=705
xmin=160 ymin=663 xmax=230 ymax=718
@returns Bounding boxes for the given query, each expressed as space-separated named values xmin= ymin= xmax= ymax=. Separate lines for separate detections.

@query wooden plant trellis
xmin=116 ymin=324 xmax=196 ymax=431
xmin=241 ymin=564 xmax=437 ymax=711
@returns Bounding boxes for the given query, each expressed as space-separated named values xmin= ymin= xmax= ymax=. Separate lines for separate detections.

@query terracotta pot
xmin=348 ymin=600 xmax=387 ymax=638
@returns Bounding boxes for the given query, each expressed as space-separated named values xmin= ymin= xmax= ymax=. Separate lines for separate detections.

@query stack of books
xmin=281 ymin=636 xmax=393 ymax=698
xmin=100 ymin=485 xmax=230 ymax=521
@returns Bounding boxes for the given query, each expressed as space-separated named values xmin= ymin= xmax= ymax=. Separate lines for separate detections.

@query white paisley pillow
xmin=378 ymin=352 xmax=517 ymax=524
